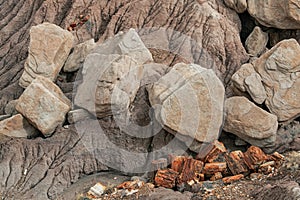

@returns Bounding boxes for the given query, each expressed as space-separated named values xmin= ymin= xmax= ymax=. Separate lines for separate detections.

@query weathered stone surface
xmin=224 ymin=0 xmax=247 ymax=13
xmin=253 ymin=39 xmax=300 ymax=121
xmin=4 ymin=99 xmax=18 ymax=115
xmin=148 ymin=63 xmax=225 ymax=143
xmin=63 ymin=39 xmax=96 ymax=72
xmin=231 ymin=63 xmax=256 ymax=92
xmin=16 ymin=76 xmax=71 ymax=136
xmin=19 ymin=23 xmax=74 ymax=88
xmin=0 ymin=114 xmax=38 ymax=138
xmin=248 ymin=0 xmax=300 ymax=29
xmin=244 ymin=73 xmax=267 ymax=104
xmin=92 ymin=28 xmax=153 ymax=64
xmin=75 ymin=54 xmax=143 ymax=118
xmin=231 ymin=63 xmax=267 ymax=104
xmin=67 ymin=109 xmax=93 ymax=124
xmin=224 ymin=97 xmax=278 ymax=148
xmin=245 ymin=26 xmax=268 ymax=57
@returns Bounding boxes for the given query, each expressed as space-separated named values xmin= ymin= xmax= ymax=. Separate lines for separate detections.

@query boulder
xmin=245 ymin=26 xmax=268 ymax=56
xmin=75 ymin=29 xmax=152 ymax=118
xmin=148 ymin=63 xmax=225 ymax=143
xmin=224 ymin=0 xmax=247 ymax=13
xmin=224 ymin=96 xmax=278 ymax=148
xmin=92 ymin=28 xmax=153 ymax=64
xmin=63 ymin=39 xmax=96 ymax=72
xmin=231 ymin=63 xmax=267 ymax=104
xmin=0 ymin=114 xmax=38 ymax=138
xmin=19 ymin=22 xmax=74 ymax=88
xmin=247 ymin=0 xmax=300 ymax=29
xmin=16 ymin=76 xmax=71 ymax=136
xmin=252 ymin=39 xmax=300 ymax=121
xmin=75 ymin=54 xmax=143 ymax=118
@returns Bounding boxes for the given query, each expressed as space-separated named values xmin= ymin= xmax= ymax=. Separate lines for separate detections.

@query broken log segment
xmin=203 ymin=162 xmax=227 ymax=175
xmin=154 ymin=169 xmax=179 ymax=188
xmin=222 ymin=174 xmax=244 ymax=184
xmin=177 ymin=157 xmax=204 ymax=184
xmin=225 ymin=150 xmax=249 ymax=175
xmin=244 ymin=146 xmax=268 ymax=170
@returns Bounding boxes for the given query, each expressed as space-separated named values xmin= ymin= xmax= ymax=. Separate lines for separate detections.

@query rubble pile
xmin=79 ymin=142 xmax=284 ymax=199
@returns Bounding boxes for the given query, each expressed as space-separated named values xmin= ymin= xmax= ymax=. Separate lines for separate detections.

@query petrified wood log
xmin=154 ymin=169 xmax=179 ymax=189
xmin=225 ymin=150 xmax=249 ymax=175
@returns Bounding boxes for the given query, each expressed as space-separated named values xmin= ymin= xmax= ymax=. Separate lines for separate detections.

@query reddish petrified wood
xmin=171 ymin=156 xmax=187 ymax=173
xmin=244 ymin=146 xmax=268 ymax=170
xmin=210 ymin=172 xmax=223 ymax=181
xmin=154 ymin=169 xmax=179 ymax=188
xmin=203 ymin=162 xmax=227 ymax=175
xmin=197 ymin=140 xmax=227 ymax=162
xmin=177 ymin=158 xmax=204 ymax=184
xmin=222 ymin=174 xmax=244 ymax=184
xmin=225 ymin=150 xmax=249 ymax=175
xmin=269 ymin=152 xmax=285 ymax=168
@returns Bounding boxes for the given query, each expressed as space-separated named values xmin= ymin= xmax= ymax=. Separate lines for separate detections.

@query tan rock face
xmin=245 ymin=26 xmax=268 ymax=56
xmin=63 ymin=39 xmax=96 ymax=72
xmin=253 ymin=39 xmax=300 ymax=121
xmin=224 ymin=96 xmax=278 ymax=148
xmin=74 ymin=29 xmax=152 ymax=118
xmin=231 ymin=63 xmax=267 ymax=104
xmin=16 ymin=76 xmax=71 ymax=136
xmin=247 ymin=0 xmax=300 ymax=29
xmin=19 ymin=22 xmax=74 ymax=88
xmin=224 ymin=0 xmax=247 ymax=13
xmin=0 ymin=114 xmax=38 ymax=138
xmin=148 ymin=63 xmax=225 ymax=143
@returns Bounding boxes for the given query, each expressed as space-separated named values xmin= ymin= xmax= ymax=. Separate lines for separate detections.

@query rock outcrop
xmin=19 ymin=23 xmax=74 ymax=88
xmin=16 ymin=76 xmax=71 ymax=136
xmin=148 ymin=63 xmax=225 ymax=143
xmin=252 ymin=39 xmax=300 ymax=121
xmin=0 ymin=114 xmax=38 ymax=138
xmin=224 ymin=96 xmax=278 ymax=148
xmin=247 ymin=0 xmax=300 ymax=29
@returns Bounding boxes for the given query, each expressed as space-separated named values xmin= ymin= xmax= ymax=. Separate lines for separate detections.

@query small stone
xmin=245 ymin=26 xmax=269 ymax=57
xmin=249 ymin=172 xmax=263 ymax=180
xmin=210 ymin=172 xmax=223 ymax=181
xmin=0 ymin=114 xmax=39 ymax=138
xmin=87 ymin=182 xmax=107 ymax=198
xmin=222 ymin=174 xmax=244 ymax=184
xmin=19 ymin=22 xmax=74 ymax=88
xmin=16 ymin=76 xmax=71 ymax=136
xmin=244 ymin=72 xmax=267 ymax=104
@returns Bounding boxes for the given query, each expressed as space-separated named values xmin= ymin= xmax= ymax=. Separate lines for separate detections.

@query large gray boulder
xmin=16 ymin=76 xmax=71 ymax=136
xmin=224 ymin=96 xmax=278 ymax=148
xmin=252 ymin=39 xmax=300 ymax=121
xmin=19 ymin=23 xmax=74 ymax=88
xmin=148 ymin=63 xmax=225 ymax=143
